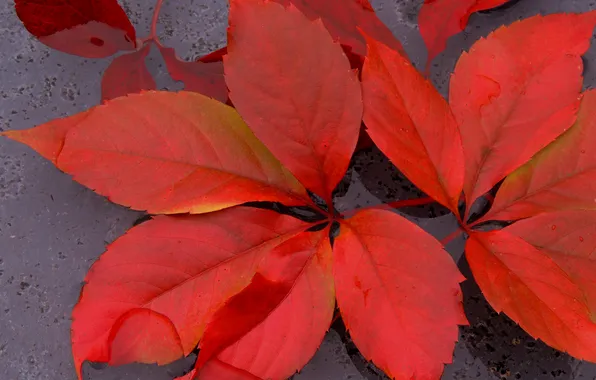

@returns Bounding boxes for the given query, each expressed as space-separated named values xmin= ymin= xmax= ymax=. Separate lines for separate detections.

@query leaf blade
xmin=467 ymin=216 xmax=596 ymax=361
xmin=101 ymin=44 xmax=156 ymax=102
xmin=15 ymin=0 xmax=136 ymax=58
xmin=197 ymin=228 xmax=335 ymax=379
xmin=449 ymin=12 xmax=596 ymax=213
xmin=361 ymin=35 xmax=464 ymax=213
xmin=484 ymin=90 xmax=596 ymax=222
xmin=70 ymin=207 xmax=311 ymax=379
xmin=225 ymin=0 xmax=363 ymax=201
xmin=333 ymin=209 xmax=466 ymax=379
xmin=419 ymin=0 xmax=511 ymax=70
xmin=160 ymin=46 xmax=228 ymax=103
xmin=2 ymin=91 xmax=310 ymax=214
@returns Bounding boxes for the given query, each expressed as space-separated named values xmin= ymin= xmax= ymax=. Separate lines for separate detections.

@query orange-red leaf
xmin=196 ymin=227 xmax=334 ymax=379
xmin=482 ymin=90 xmax=596 ymax=222
xmin=419 ymin=0 xmax=511 ymax=70
xmin=225 ymin=0 xmax=363 ymax=201
xmin=15 ymin=0 xmax=136 ymax=58
xmin=273 ymin=0 xmax=404 ymax=57
xmin=450 ymin=12 xmax=596 ymax=215
xmin=333 ymin=210 xmax=466 ymax=379
xmin=101 ymin=44 xmax=156 ymax=102
xmin=2 ymin=91 xmax=309 ymax=214
xmin=361 ymin=35 xmax=464 ymax=213
xmin=71 ymin=207 xmax=311 ymax=380
xmin=466 ymin=211 xmax=596 ymax=361
xmin=160 ymin=46 xmax=228 ymax=103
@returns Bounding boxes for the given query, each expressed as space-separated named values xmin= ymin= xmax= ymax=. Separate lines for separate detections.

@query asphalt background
xmin=1 ymin=0 xmax=596 ymax=379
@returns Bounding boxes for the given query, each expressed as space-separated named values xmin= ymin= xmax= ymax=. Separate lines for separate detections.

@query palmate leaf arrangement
xmin=5 ymin=0 xmax=596 ymax=379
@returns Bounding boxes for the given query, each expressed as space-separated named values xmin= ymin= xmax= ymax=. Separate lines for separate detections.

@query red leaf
xmin=481 ymin=90 xmax=596 ymax=222
xmin=101 ymin=44 xmax=156 ymax=102
xmin=449 ymin=12 xmax=596 ymax=215
xmin=467 ymin=211 xmax=596 ymax=361
xmin=361 ymin=35 xmax=464 ymax=213
xmin=419 ymin=0 xmax=511 ymax=70
xmin=333 ymin=209 xmax=467 ymax=379
xmin=70 ymin=207 xmax=311 ymax=379
xmin=272 ymin=0 xmax=404 ymax=57
xmin=225 ymin=0 xmax=363 ymax=202
xmin=2 ymin=91 xmax=310 ymax=214
xmin=160 ymin=46 xmax=228 ymax=103
xmin=15 ymin=0 xmax=136 ymax=58
xmin=196 ymin=227 xmax=334 ymax=379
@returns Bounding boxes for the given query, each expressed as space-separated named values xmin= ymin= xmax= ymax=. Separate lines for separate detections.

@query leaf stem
xmin=440 ymin=226 xmax=466 ymax=245
xmin=151 ymin=0 xmax=165 ymax=39
xmin=340 ymin=196 xmax=436 ymax=218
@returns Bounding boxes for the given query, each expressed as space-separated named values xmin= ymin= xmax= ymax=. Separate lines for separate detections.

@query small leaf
xmin=361 ymin=35 xmax=464 ymax=213
xmin=101 ymin=44 xmax=156 ymax=102
xmin=273 ymin=0 xmax=405 ymax=57
xmin=419 ymin=0 xmax=511 ymax=70
xmin=2 ymin=91 xmax=310 ymax=214
xmin=15 ymin=0 xmax=136 ymax=58
xmin=483 ymin=90 xmax=596 ymax=222
xmin=225 ymin=0 xmax=363 ymax=202
xmin=467 ymin=211 xmax=596 ymax=361
xmin=71 ymin=207 xmax=311 ymax=380
xmin=160 ymin=46 xmax=228 ymax=103
xmin=333 ymin=209 xmax=467 ymax=379
xmin=450 ymin=12 xmax=596 ymax=214
xmin=197 ymin=227 xmax=334 ymax=379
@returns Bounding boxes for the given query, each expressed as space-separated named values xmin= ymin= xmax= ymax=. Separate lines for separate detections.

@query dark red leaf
xmin=419 ymin=0 xmax=511 ymax=70
xmin=361 ymin=34 xmax=464 ymax=213
xmin=334 ymin=209 xmax=467 ymax=379
xmin=481 ymin=90 xmax=596 ymax=222
xmin=160 ymin=46 xmax=228 ymax=103
xmin=71 ymin=207 xmax=311 ymax=379
xmin=225 ymin=0 xmax=363 ymax=202
xmin=195 ymin=227 xmax=334 ymax=379
xmin=467 ymin=211 xmax=596 ymax=361
xmin=273 ymin=0 xmax=404 ymax=57
xmin=101 ymin=44 xmax=156 ymax=102
xmin=449 ymin=12 xmax=596 ymax=215
xmin=2 ymin=91 xmax=310 ymax=214
xmin=15 ymin=0 xmax=136 ymax=58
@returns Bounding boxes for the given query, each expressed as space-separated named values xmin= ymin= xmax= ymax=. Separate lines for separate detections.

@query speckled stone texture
xmin=1 ymin=0 xmax=596 ymax=379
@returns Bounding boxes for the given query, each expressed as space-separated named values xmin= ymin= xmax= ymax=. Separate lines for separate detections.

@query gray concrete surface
xmin=1 ymin=0 xmax=596 ymax=379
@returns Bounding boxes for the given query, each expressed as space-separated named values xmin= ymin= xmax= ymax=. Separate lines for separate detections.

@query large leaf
xmin=333 ymin=210 xmax=466 ymax=379
xmin=70 ymin=207 xmax=311 ymax=379
xmin=160 ymin=46 xmax=228 ymax=103
xmin=196 ymin=227 xmax=334 ymax=379
xmin=273 ymin=0 xmax=404 ymax=57
xmin=481 ymin=90 xmax=596 ymax=222
xmin=101 ymin=44 xmax=156 ymax=102
xmin=361 ymin=35 xmax=464 ymax=213
xmin=2 ymin=91 xmax=310 ymax=214
xmin=419 ymin=0 xmax=511 ymax=70
xmin=225 ymin=0 xmax=363 ymax=202
xmin=15 ymin=0 xmax=136 ymax=58
xmin=467 ymin=211 xmax=596 ymax=361
xmin=449 ymin=12 xmax=596 ymax=214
